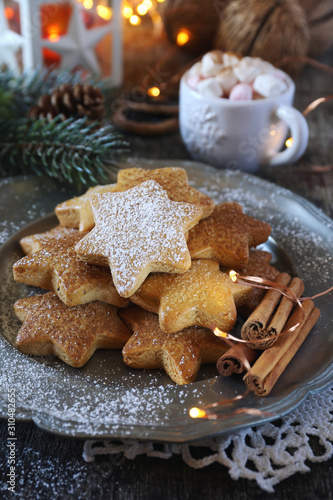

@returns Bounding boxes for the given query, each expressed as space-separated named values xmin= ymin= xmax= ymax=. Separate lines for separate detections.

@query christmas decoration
xmin=215 ymin=0 xmax=309 ymax=71
xmin=0 ymin=0 xmax=42 ymax=72
xmin=28 ymin=83 xmax=106 ymax=122
xmin=160 ymin=0 xmax=333 ymax=71
xmin=42 ymin=1 xmax=112 ymax=75
xmin=0 ymin=67 xmax=129 ymax=189
xmin=0 ymin=0 xmax=123 ymax=85
xmin=0 ymin=0 xmax=24 ymax=72
xmin=112 ymin=96 xmax=179 ymax=135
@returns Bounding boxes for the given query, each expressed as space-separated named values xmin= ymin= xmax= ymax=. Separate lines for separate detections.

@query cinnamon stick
xmin=241 ymin=273 xmax=291 ymax=349
xmin=217 ymin=343 xmax=259 ymax=376
xmin=266 ymin=277 xmax=305 ymax=340
xmin=244 ymin=300 xmax=320 ymax=396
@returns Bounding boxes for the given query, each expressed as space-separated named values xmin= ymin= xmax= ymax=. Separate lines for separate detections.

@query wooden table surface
xmin=1 ymin=47 xmax=333 ymax=499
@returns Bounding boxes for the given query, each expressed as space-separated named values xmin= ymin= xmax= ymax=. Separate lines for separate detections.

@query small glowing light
xmin=137 ymin=3 xmax=148 ymax=15
xmin=48 ymin=33 xmax=60 ymax=43
xmin=123 ymin=6 xmax=133 ymax=18
xmin=97 ymin=5 xmax=112 ymax=19
xmin=48 ymin=26 xmax=60 ymax=43
xmin=285 ymin=137 xmax=293 ymax=148
xmin=4 ymin=6 xmax=15 ymax=20
xmin=270 ymin=129 xmax=276 ymax=136
xmin=129 ymin=14 xmax=141 ymax=25
xmin=151 ymin=12 xmax=162 ymax=24
xmin=83 ymin=0 xmax=93 ymax=9
xmin=176 ymin=30 xmax=190 ymax=46
xmin=156 ymin=0 xmax=165 ymax=3
xmin=147 ymin=87 xmax=160 ymax=97
xmin=213 ymin=327 xmax=228 ymax=339
xmin=229 ymin=270 xmax=238 ymax=282
xmin=189 ymin=407 xmax=206 ymax=419
xmin=143 ymin=0 xmax=153 ymax=8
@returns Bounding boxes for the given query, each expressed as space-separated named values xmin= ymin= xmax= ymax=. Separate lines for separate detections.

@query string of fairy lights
xmin=64 ymin=0 xmax=167 ymax=26
xmin=4 ymin=0 xmax=189 ymax=44
xmin=3 ymin=0 xmax=168 ymax=38
xmin=75 ymin=0 xmax=167 ymax=25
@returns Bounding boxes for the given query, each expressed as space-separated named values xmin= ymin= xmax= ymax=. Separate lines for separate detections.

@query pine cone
xmin=28 ymin=83 xmax=105 ymax=122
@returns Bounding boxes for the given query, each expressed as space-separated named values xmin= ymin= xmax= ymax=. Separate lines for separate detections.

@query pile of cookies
xmin=12 ymin=167 xmax=276 ymax=385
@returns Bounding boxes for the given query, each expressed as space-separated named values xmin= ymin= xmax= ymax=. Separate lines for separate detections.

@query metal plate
xmin=0 ymin=161 xmax=333 ymax=442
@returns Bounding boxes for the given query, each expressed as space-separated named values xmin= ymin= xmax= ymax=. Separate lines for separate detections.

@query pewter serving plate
xmin=0 ymin=161 xmax=333 ymax=442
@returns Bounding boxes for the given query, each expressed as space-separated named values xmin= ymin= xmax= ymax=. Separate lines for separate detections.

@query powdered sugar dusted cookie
xmin=75 ymin=180 xmax=203 ymax=297
xmin=131 ymin=259 xmax=252 ymax=333
xmin=120 ymin=305 xmax=228 ymax=385
xmin=55 ymin=184 xmax=117 ymax=232
xmin=112 ymin=167 xmax=215 ymax=219
xmin=187 ymin=202 xmax=271 ymax=269
xmin=14 ymin=292 xmax=131 ymax=367
xmin=13 ymin=227 xmax=128 ymax=308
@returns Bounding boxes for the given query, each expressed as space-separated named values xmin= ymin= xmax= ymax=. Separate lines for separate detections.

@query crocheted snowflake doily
xmin=83 ymin=384 xmax=333 ymax=493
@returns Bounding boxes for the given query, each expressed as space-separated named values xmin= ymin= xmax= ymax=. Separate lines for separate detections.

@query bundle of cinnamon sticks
xmin=216 ymin=273 xmax=320 ymax=396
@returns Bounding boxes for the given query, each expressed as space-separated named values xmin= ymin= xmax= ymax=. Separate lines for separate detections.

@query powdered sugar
xmin=75 ymin=180 xmax=202 ymax=297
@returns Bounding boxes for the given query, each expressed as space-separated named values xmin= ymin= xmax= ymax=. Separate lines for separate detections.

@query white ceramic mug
xmin=179 ymin=69 xmax=309 ymax=173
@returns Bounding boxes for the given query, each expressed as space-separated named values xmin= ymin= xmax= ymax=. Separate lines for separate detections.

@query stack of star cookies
xmin=12 ymin=167 xmax=276 ymax=384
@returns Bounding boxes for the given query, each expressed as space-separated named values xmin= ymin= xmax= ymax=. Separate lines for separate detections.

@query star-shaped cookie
xmin=13 ymin=226 xmax=128 ymax=308
xmin=75 ymin=180 xmax=203 ymax=297
xmin=19 ymin=226 xmax=78 ymax=255
xmin=131 ymin=259 xmax=252 ymax=333
xmin=14 ymin=292 xmax=131 ymax=367
xmin=187 ymin=202 xmax=271 ymax=268
xmin=55 ymin=184 xmax=116 ymax=232
xmin=112 ymin=167 xmax=215 ymax=219
xmin=119 ymin=305 xmax=228 ymax=385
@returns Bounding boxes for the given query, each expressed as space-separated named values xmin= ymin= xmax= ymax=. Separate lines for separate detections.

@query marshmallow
xmin=222 ymin=52 xmax=241 ymax=68
xmin=186 ymin=62 xmax=204 ymax=90
xmin=187 ymin=73 xmax=201 ymax=90
xmin=197 ymin=77 xmax=224 ymax=98
xmin=215 ymin=67 xmax=238 ymax=94
xmin=251 ymin=57 xmax=275 ymax=74
xmin=229 ymin=83 xmax=253 ymax=101
xmin=188 ymin=61 xmax=202 ymax=77
xmin=201 ymin=50 xmax=224 ymax=77
xmin=233 ymin=56 xmax=262 ymax=83
xmin=253 ymin=73 xmax=288 ymax=97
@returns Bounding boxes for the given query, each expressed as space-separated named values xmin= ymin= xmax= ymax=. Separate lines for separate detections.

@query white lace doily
xmin=83 ymin=383 xmax=333 ymax=493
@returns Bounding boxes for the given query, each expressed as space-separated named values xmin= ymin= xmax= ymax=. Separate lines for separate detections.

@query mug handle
xmin=267 ymin=104 xmax=309 ymax=166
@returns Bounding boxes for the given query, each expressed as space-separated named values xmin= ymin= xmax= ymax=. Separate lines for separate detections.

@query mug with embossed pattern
xmin=179 ymin=68 xmax=309 ymax=173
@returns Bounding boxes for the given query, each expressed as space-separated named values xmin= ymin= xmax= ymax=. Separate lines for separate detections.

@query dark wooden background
xmin=1 ymin=33 xmax=333 ymax=500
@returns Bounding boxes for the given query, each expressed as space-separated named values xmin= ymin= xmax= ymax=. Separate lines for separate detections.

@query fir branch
xmin=0 ymin=117 xmax=130 ymax=190
xmin=0 ymin=88 xmax=16 ymax=120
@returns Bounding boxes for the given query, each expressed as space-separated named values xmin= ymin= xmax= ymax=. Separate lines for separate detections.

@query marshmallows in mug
xmin=186 ymin=51 xmax=288 ymax=100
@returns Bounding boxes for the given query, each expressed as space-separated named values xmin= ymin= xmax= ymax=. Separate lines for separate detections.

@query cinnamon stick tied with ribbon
xmin=243 ymin=300 xmax=320 ymax=396
xmin=241 ymin=273 xmax=305 ymax=350
xmin=216 ymin=344 xmax=259 ymax=377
